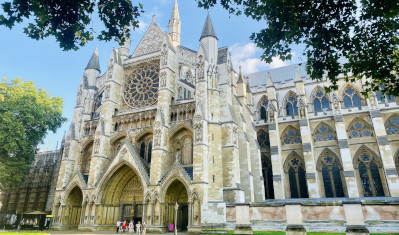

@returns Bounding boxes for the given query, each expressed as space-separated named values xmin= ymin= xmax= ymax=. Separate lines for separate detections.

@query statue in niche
xmin=63 ymin=142 xmax=70 ymax=158
xmin=93 ymin=138 xmax=100 ymax=154
xmin=369 ymin=92 xmax=377 ymax=109
xmin=160 ymin=71 xmax=166 ymax=88
xmin=108 ymin=59 xmax=113 ymax=80
xmin=332 ymin=93 xmax=340 ymax=114
xmin=297 ymin=96 xmax=307 ymax=119
xmin=197 ymin=55 xmax=205 ymax=81
xmin=104 ymin=84 xmax=111 ymax=99
xmin=175 ymin=151 xmax=181 ymax=163
xmin=76 ymin=90 xmax=82 ymax=105
xmin=161 ymin=44 xmax=168 ymax=66
xmin=194 ymin=122 xmax=203 ymax=142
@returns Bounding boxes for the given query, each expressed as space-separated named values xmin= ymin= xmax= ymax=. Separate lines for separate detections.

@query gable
xmin=132 ymin=22 xmax=165 ymax=58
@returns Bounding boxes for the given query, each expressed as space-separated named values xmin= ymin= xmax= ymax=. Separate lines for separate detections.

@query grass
xmin=0 ymin=233 xmax=50 ymax=235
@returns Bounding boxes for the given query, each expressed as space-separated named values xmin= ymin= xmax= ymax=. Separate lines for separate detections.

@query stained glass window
xmin=356 ymin=149 xmax=385 ymax=197
xmin=385 ymin=116 xmax=399 ymax=135
xmin=286 ymin=93 xmax=298 ymax=119
xmin=348 ymin=119 xmax=373 ymax=138
xmin=282 ymin=126 xmax=302 ymax=145
xmin=319 ymin=150 xmax=345 ymax=198
xmin=313 ymin=90 xmax=330 ymax=115
xmin=343 ymin=87 xmax=362 ymax=110
xmin=124 ymin=62 xmax=160 ymax=108
xmin=285 ymin=153 xmax=308 ymax=198
xmin=314 ymin=123 xmax=336 ymax=142
xmin=262 ymin=153 xmax=274 ymax=199
xmin=258 ymin=130 xmax=270 ymax=148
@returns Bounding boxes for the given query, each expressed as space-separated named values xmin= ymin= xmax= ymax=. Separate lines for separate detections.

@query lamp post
xmin=174 ymin=202 xmax=179 ymax=235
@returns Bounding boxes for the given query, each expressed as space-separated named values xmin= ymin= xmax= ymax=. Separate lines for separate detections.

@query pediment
xmin=132 ymin=22 xmax=165 ymax=58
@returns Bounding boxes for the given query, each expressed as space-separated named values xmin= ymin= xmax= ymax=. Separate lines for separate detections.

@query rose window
xmin=124 ymin=63 xmax=160 ymax=108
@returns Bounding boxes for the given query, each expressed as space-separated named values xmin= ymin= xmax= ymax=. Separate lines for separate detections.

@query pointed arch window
xmin=286 ymin=94 xmax=298 ymax=119
xmin=348 ymin=119 xmax=373 ymax=139
xmin=318 ymin=150 xmax=345 ymax=197
xmin=140 ymin=142 xmax=146 ymax=159
xmin=285 ymin=152 xmax=308 ymax=198
xmin=313 ymin=89 xmax=330 ymax=115
xmin=282 ymin=126 xmax=302 ymax=145
xmin=261 ymin=153 xmax=274 ymax=199
xmin=182 ymin=137 xmax=193 ymax=165
xmin=343 ymin=87 xmax=362 ymax=110
xmin=147 ymin=142 xmax=152 ymax=163
xmin=259 ymin=99 xmax=268 ymax=121
xmin=257 ymin=130 xmax=270 ymax=148
xmin=314 ymin=123 xmax=336 ymax=142
xmin=385 ymin=116 xmax=399 ymax=135
xmin=355 ymin=148 xmax=385 ymax=197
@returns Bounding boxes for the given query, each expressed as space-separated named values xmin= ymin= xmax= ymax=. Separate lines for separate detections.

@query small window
xmin=348 ymin=119 xmax=373 ymax=139
xmin=343 ymin=87 xmax=362 ymax=110
xmin=286 ymin=94 xmax=298 ymax=119
xmin=385 ymin=116 xmax=399 ymax=135
xmin=282 ymin=126 xmax=302 ymax=145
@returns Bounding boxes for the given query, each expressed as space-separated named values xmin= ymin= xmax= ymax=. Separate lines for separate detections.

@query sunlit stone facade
xmin=51 ymin=1 xmax=399 ymax=233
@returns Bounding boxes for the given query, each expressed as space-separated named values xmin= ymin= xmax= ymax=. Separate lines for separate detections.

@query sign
xmin=46 ymin=215 xmax=53 ymax=218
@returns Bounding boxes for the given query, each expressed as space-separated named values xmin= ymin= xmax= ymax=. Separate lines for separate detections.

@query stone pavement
xmin=0 ymin=231 xmax=187 ymax=235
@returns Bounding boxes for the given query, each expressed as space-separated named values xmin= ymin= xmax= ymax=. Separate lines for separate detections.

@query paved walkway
xmin=1 ymin=231 xmax=187 ymax=235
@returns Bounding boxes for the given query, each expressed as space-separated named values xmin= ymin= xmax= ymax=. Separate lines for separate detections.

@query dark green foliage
xmin=196 ymin=0 xmax=399 ymax=96
xmin=0 ymin=0 xmax=143 ymax=51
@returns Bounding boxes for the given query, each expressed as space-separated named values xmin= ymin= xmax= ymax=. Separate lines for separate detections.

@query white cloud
xmin=229 ymin=42 xmax=295 ymax=74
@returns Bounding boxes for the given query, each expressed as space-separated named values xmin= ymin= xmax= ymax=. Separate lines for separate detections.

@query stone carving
xmin=93 ymin=138 xmax=100 ymax=154
xmin=369 ymin=91 xmax=377 ymax=109
xmin=121 ymin=148 xmax=128 ymax=155
xmin=160 ymin=71 xmax=167 ymax=88
xmin=196 ymin=55 xmax=205 ymax=81
xmin=193 ymin=119 xmax=203 ymax=143
xmin=297 ymin=95 xmax=307 ymax=119
xmin=161 ymin=44 xmax=168 ymax=66
xmin=108 ymin=59 xmax=113 ymax=80
xmin=267 ymin=102 xmax=277 ymax=123
xmin=154 ymin=121 xmax=162 ymax=147
xmin=104 ymin=84 xmax=111 ymax=99
xmin=63 ymin=142 xmax=70 ymax=158
xmin=331 ymin=93 xmax=341 ymax=114
xmin=132 ymin=26 xmax=163 ymax=57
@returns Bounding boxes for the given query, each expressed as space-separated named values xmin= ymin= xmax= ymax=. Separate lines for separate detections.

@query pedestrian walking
xmin=136 ymin=221 xmax=141 ymax=235
xmin=128 ymin=220 xmax=134 ymax=233
xmin=117 ymin=220 xmax=121 ymax=233
xmin=142 ymin=222 xmax=147 ymax=235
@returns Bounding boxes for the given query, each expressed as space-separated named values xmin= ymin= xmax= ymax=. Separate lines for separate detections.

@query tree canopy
xmin=1 ymin=0 xmax=399 ymax=96
xmin=0 ymin=0 xmax=143 ymax=51
xmin=0 ymin=78 xmax=66 ymax=189
xmin=196 ymin=0 xmax=399 ymax=96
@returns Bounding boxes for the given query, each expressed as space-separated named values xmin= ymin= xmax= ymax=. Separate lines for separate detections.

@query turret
xmin=119 ymin=27 xmax=131 ymax=61
xmin=236 ymin=66 xmax=247 ymax=98
xmin=85 ymin=48 xmax=100 ymax=86
xmin=168 ymin=0 xmax=181 ymax=47
xmin=200 ymin=14 xmax=218 ymax=65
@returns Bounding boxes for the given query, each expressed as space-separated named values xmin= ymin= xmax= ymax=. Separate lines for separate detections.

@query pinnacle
xmin=85 ymin=47 xmax=100 ymax=72
xmin=200 ymin=13 xmax=217 ymax=40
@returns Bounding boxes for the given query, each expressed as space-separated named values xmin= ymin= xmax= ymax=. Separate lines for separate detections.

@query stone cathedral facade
xmin=52 ymin=1 xmax=399 ymax=233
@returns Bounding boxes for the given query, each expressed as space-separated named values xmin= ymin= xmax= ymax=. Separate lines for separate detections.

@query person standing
xmin=142 ymin=222 xmax=147 ymax=235
xmin=117 ymin=220 xmax=121 ymax=233
xmin=122 ymin=220 xmax=127 ymax=233
xmin=128 ymin=220 xmax=134 ymax=233
xmin=136 ymin=221 xmax=141 ymax=235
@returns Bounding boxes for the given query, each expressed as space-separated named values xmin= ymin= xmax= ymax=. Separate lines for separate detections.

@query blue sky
xmin=0 ymin=0 xmax=302 ymax=151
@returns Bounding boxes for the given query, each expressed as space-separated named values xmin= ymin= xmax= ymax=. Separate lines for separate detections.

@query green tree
xmin=0 ymin=78 xmax=66 ymax=189
xmin=196 ymin=0 xmax=399 ymax=96
xmin=0 ymin=0 xmax=143 ymax=51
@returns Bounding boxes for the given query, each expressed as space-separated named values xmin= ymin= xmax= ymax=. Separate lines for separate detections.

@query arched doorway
xmin=63 ymin=186 xmax=83 ymax=229
xmin=97 ymin=164 xmax=143 ymax=226
xmin=164 ymin=179 xmax=189 ymax=231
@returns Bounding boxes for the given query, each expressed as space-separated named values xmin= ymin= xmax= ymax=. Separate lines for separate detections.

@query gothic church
xmin=52 ymin=1 xmax=399 ymax=233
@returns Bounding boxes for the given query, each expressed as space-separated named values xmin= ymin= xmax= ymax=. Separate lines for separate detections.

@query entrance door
xmin=122 ymin=205 xmax=132 ymax=222
xmin=180 ymin=206 xmax=188 ymax=231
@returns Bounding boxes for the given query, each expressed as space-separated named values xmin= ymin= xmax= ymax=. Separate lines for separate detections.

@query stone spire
xmin=266 ymin=72 xmax=274 ymax=87
xmin=200 ymin=13 xmax=218 ymax=40
xmin=85 ymin=48 xmax=100 ymax=72
xmin=168 ymin=0 xmax=181 ymax=47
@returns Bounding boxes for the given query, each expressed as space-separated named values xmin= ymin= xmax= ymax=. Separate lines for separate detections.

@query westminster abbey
xmin=50 ymin=0 xmax=399 ymax=233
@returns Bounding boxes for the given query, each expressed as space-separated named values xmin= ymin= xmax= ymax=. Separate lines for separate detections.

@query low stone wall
xmin=225 ymin=198 xmax=399 ymax=234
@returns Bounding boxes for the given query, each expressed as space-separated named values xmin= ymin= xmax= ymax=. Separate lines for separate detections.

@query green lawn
xmin=0 ymin=233 xmax=50 ymax=235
